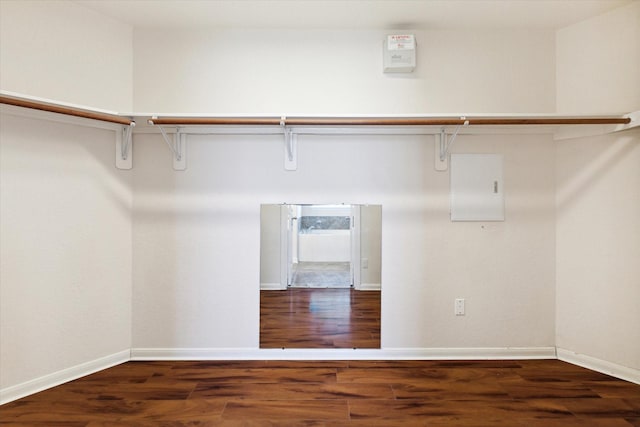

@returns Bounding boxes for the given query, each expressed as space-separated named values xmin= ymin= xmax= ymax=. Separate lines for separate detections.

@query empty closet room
xmin=0 ymin=0 xmax=639 ymax=424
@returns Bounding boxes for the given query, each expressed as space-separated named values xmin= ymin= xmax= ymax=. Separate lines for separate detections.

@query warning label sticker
xmin=387 ymin=34 xmax=415 ymax=50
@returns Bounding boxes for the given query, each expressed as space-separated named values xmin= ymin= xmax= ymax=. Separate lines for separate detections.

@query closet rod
xmin=149 ymin=116 xmax=631 ymax=126
xmin=0 ymin=95 xmax=134 ymax=126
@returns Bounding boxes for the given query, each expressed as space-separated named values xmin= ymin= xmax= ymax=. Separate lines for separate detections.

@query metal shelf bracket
xmin=436 ymin=117 xmax=469 ymax=171
xmin=115 ymin=123 xmax=135 ymax=170
xmin=282 ymin=116 xmax=297 ymax=171
xmin=159 ymin=126 xmax=187 ymax=171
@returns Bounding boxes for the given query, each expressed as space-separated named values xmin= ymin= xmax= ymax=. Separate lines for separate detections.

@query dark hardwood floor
xmin=260 ymin=288 xmax=381 ymax=349
xmin=1 ymin=360 xmax=639 ymax=425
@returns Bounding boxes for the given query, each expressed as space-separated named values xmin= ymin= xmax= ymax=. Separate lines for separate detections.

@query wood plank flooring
xmin=260 ymin=288 xmax=381 ymax=349
xmin=1 ymin=360 xmax=639 ymax=426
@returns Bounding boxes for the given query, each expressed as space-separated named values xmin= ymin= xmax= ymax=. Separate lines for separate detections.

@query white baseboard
xmin=557 ymin=348 xmax=640 ymax=385
xmin=131 ymin=346 xmax=556 ymax=361
xmin=260 ymin=282 xmax=286 ymax=290
xmin=0 ymin=349 xmax=130 ymax=405
xmin=356 ymin=283 xmax=381 ymax=291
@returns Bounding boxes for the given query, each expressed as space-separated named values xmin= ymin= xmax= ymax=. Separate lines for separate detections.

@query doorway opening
xmin=260 ymin=203 xmax=382 ymax=348
xmin=286 ymin=204 xmax=357 ymax=289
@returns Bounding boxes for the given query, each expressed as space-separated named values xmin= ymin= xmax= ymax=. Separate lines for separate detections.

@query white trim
xmin=557 ymin=348 xmax=640 ymax=385
xmin=553 ymin=110 xmax=640 ymax=141
xmin=357 ymin=282 xmax=381 ymax=291
xmin=350 ymin=205 xmax=361 ymax=288
xmin=138 ymin=112 xmax=631 ymax=119
xmin=134 ymin=123 xmax=557 ymax=136
xmin=553 ymin=124 xmax=619 ymax=141
xmin=260 ymin=282 xmax=286 ymax=290
xmin=0 ymin=349 xmax=130 ymax=405
xmin=280 ymin=205 xmax=290 ymax=288
xmin=130 ymin=347 xmax=556 ymax=361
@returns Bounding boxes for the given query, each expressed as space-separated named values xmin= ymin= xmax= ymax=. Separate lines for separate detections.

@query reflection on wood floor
xmin=291 ymin=261 xmax=351 ymax=288
xmin=2 ymin=360 xmax=639 ymax=425
xmin=260 ymin=288 xmax=381 ymax=348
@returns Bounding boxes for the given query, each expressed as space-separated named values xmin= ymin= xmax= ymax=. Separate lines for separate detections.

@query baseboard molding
xmin=260 ymin=282 xmax=286 ymax=290
xmin=557 ymin=348 xmax=640 ymax=385
xmin=357 ymin=283 xmax=381 ymax=291
xmin=0 ymin=349 xmax=130 ymax=405
xmin=131 ymin=346 xmax=556 ymax=361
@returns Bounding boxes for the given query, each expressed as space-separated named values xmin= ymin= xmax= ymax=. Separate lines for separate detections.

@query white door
xmin=350 ymin=204 xmax=361 ymax=289
xmin=279 ymin=204 xmax=295 ymax=289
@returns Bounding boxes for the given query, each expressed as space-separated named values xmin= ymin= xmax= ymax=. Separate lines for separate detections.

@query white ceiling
xmin=75 ymin=0 xmax=634 ymax=30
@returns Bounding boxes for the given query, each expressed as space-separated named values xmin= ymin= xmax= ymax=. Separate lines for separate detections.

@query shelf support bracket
xmin=434 ymin=132 xmax=447 ymax=171
xmin=115 ymin=123 xmax=134 ymax=170
xmin=159 ymin=126 xmax=187 ymax=171
xmin=436 ymin=117 xmax=469 ymax=171
xmin=282 ymin=116 xmax=297 ymax=170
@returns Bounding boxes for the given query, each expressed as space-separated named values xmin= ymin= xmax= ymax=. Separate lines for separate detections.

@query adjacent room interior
xmin=259 ymin=203 xmax=382 ymax=348
xmin=0 ymin=0 xmax=639 ymax=423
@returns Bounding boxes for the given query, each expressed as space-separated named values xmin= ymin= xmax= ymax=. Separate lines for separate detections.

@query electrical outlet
xmin=455 ymin=298 xmax=465 ymax=316
xmin=362 ymin=258 xmax=369 ymax=268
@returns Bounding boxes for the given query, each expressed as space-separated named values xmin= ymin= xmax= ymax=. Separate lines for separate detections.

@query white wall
xmin=0 ymin=0 xmax=133 ymax=112
xmin=300 ymin=205 xmax=351 ymax=217
xmin=555 ymin=1 xmax=640 ymax=374
xmin=556 ymin=128 xmax=640 ymax=373
xmin=0 ymin=110 xmax=133 ymax=394
xmin=360 ymin=205 xmax=382 ymax=287
xmin=131 ymin=132 xmax=556 ymax=351
xmin=260 ymin=204 xmax=281 ymax=288
xmin=130 ymin=24 xmax=556 ymax=352
xmin=133 ymin=28 xmax=555 ymax=114
xmin=298 ymin=232 xmax=351 ymax=263
xmin=556 ymin=1 xmax=640 ymax=114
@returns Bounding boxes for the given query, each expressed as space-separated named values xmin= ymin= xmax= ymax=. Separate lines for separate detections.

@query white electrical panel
xmin=383 ymin=34 xmax=416 ymax=73
xmin=450 ymin=154 xmax=504 ymax=221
